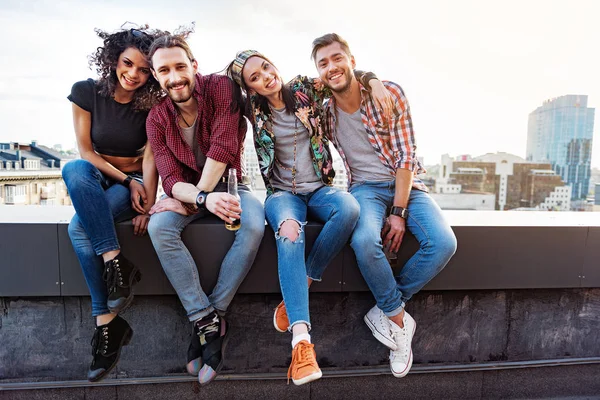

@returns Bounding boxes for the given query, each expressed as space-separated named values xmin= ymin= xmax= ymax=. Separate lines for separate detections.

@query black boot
xmin=103 ymin=253 xmax=141 ymax=314
xmin=88 ymin=315 xmax=133 ymax=382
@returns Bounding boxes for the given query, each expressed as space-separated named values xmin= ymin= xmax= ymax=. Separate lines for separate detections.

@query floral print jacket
xmin=249 ymin=75 xmax=335 ymax=196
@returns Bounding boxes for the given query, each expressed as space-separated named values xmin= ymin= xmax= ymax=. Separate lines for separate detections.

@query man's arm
xmin=171 ymin=158 xmax=227 ymax=203
xmin=169 ymin=158 xmax=240 ymax=222
xmin=386 ymin=82 xmax=419 ymax=173
xmin=146 ymin=110 xmax=187 ymax=198
xmin=383 ymin=168 xmax=413 ymax=253
xmin=204 ymin=76 xmax=241 ymax=168
xmin=383 ymin=82 xmax=418 ymax=253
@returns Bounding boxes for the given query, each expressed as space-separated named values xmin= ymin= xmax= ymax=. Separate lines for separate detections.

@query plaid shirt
xmin=147 ymin=73 xmax=246 ymax=201
xmin=325 ymin=81 xmax=428 ymax=192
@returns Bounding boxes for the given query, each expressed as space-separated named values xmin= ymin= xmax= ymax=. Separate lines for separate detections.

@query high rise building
xmin=437 ymin=152 xmax=570 ymax=211
xmin=526 ymin=95 xmax=595 ymax=199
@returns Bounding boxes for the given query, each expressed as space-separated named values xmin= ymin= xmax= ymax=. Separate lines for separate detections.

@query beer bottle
xmin=225 ymin=168 xmax=241 ymax=231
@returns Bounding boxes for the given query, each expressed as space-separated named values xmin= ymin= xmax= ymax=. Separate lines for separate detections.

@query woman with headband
xmin=227 ymin=50 xmax=392 ymax=385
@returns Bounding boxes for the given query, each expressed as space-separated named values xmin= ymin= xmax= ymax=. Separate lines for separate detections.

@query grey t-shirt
xmin=271 ymin=107 xmax=323 ymax=193
xmin=335 ymin=107 xmax=394 ymax=184
xmin=181 ymin=118 xmax=207 ymax=171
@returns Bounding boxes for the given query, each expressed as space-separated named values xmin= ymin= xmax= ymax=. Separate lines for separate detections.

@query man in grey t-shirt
xmin=312 ymin=33 xmax=457 ymax=378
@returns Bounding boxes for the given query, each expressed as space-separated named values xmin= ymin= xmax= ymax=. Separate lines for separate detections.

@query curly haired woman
xmin=62 ymin=24 xmax=165 ymax=382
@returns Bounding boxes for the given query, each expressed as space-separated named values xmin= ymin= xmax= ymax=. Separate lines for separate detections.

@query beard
xmin=325 ymin=66 xmax=353 ymax=94
xmin=167 ymin=79 xmax=194 ymax=103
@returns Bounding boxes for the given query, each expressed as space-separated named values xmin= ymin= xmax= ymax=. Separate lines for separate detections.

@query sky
xmin=1 ymin=0 xmax=599 ymax=167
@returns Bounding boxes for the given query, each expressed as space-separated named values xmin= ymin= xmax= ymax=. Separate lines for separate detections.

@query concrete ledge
xmin=1 ymin=208 xmax=600 ymax=296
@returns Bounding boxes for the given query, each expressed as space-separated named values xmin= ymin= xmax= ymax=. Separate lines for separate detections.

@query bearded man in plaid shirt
xmin=312 ymin=33 xmax=457 ymax=378
xmin=145 ymin=34 xmax=265 ymax=385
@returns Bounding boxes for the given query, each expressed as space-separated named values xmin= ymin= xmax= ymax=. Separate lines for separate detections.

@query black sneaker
xmin=186 ymin=323 xmax=203 ymax=375
xmin=195 ymin=312 xmax=229 ymax=385
xmin=88 ymin=315 xmax=133 ymax=382
xmin=103 ymin=253 xmax=142 ymax=314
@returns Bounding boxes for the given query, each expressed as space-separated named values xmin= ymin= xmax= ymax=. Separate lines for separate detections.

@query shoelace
xmin=102 ymin=260 xmax=124 ymax=293
xmin=389 ymin=328 xmax=410 ymax=361
xmin=197 ymin=315 xmax=219 ymax=346
xmin=287 ymin=342 xmax=316 ymax=384
xmin=90 ymin=326 xmax=109 ymax=356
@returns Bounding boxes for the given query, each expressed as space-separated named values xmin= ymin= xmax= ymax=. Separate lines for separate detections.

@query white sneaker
xmin=389 ymin=311 xmax=416 ymax=378
xmin=363 ymin=306 xmax=397 ymax=351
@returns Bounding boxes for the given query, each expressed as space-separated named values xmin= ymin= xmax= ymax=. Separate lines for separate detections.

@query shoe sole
xmin=273 ymin=308 xmax=288 ymax=333
xmin=364 ymin=314 xmax=398 ymax=351
xmin=88 ymin=327 xmax=133 ymax=383
xmin=107 ymin=269 xmax=142 ymax=315
xmin=198 ymin=319 xmax=230 ymax=386
xmin=292 ymin=370 xmax=323 ymax=386
xmin=390 ymin=320 xmax=417 ymax=378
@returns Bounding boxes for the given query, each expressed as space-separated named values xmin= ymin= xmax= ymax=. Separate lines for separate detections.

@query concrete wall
xmin=1 ymin=289 xmax=599 ymax=382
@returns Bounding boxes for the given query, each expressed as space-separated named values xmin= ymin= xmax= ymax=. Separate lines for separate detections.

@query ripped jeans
xmin=264 ymin=185 xmax=360 ymax=329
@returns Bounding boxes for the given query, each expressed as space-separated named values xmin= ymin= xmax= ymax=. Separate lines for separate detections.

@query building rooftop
xmin=36 ymin=144 xmax=75 ymax=160
xmin=0 ymin=149 xmax=44 ymax=160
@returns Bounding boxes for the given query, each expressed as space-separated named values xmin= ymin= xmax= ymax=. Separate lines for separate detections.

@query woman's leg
xmin=264 ymin=190 xmax=322 ymax=386
xmin=64 ymin=160 xmax=139 ymax=318
xmin=63 ymin=160 xmax=139 ymax=382
xmin=305 ymin=186 xmax=360 ymax=282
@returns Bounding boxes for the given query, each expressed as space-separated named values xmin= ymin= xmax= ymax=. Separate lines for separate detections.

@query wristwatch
xmin=390 ymin=206 xmax=409 ymax=219
xmin=195 ymin=191 xmax=209 ymax=210
xmin=122 ymin=176 xmax=132 ymax=187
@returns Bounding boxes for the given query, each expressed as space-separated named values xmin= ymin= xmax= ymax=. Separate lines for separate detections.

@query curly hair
xmin=88 ymin=23 xmax=167 ymax=111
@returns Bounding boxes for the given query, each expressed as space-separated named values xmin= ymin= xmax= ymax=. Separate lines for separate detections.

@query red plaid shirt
xmin=325 ymin=81 xmax=428 ymax=192
xmin=147 ymin=73 xmax=246 ymax=198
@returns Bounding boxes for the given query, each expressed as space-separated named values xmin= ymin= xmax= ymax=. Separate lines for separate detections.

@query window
xmin=5 ymin=184 xmax=26 ymax=204
xmin=5 ymin=185 xmax=15 ymax=204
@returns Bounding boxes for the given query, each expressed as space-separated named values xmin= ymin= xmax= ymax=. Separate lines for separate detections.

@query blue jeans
xmin=350 ymin=181 xmax=457 ymax=317
xmin=147 ymin=185 xmax=265 ymax=322
xmin=264 ymin=186 xmax=360 ymax=329
xmin=63 ymin=159 xmax=138 ymax=317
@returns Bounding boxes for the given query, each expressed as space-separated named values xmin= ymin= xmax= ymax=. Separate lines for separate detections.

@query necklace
xmin=274 ymin=117 xmax=299 ymax=194
xmin=176 ymin=107 xmax=192 ymax=128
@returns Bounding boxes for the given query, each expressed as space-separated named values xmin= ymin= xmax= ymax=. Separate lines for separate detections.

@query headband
xmin=229 ymin=49 xmax=264 ymax=88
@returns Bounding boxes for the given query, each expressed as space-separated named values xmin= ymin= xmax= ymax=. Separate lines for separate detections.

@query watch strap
xmin=195 ymin=191 xmax=209 ymax=210
xmin=390 ymin=206 xmax=408 ymax=219
xmin=122 ymin=176 xmax=133 ymax=187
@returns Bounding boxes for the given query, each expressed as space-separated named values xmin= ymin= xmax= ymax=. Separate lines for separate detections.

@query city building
xmin=437 ymin=152 xmax=570 ymax=211
xmin=332 ymin=155 xmax=348 ymax=190
xmin=526 ymin=95 xmax=595 ymax=200
xmin=0 ymin=141 xmax=73 ymax=205
xmin=242 ymin=132 xmax=266 ymax=203
xmin=430 ymin=191 xmax=496 ymax=210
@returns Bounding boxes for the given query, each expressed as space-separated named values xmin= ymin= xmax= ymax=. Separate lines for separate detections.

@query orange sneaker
xmin=273 ymin=301 xmax=289 ymax=333
xmin=287 ymin=340 xmax=322 ymax=386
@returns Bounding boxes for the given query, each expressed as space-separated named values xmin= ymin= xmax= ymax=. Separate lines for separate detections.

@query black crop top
xmin=68 ymin=79 xmax=148 ymax=157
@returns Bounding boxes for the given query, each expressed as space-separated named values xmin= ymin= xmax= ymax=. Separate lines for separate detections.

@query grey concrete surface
xmin=1 ymin=289 xmax=600 ymax=382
